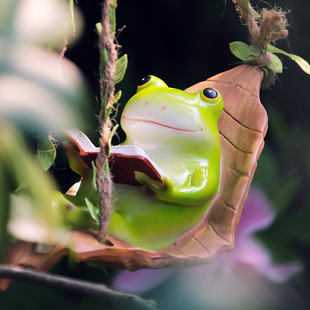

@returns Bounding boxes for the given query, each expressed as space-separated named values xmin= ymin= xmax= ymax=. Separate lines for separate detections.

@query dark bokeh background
xmin=67 ymin=0 xmax=310 ymax=122
xmin=2 ymin=0 xmax=310 ymax=309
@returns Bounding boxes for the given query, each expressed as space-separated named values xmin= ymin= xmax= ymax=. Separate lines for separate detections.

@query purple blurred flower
xmin=111 ymin=268 xmax=176 ymax=295
xmin=221 ymin=187 xmax=302 ymax=283
xmin=111 ymin=187 xmax=303 ymax=308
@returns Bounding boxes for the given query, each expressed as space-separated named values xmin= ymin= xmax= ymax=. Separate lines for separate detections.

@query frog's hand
xmin=53 ymin=191 xmax=98 ymax=229
xmin=135 ymin=168 xmax=218 ymax=206
xmin=135 ymin=170 xmax=166 ymax=190
xmin=63 ymin=141 xmax=93 ymax=178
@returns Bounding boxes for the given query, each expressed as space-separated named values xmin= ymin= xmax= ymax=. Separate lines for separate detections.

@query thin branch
xmin=0 ymin=265 xmax=158 ymax=310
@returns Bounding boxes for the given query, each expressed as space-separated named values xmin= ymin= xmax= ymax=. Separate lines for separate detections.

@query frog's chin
xmin=122 ymin=116 xmax=203 ymax=133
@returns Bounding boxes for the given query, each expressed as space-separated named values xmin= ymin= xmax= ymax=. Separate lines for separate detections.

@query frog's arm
xmin=63 ymin=141 xmax=93 ymax=178
xmin=53 ymin=191 xmax=99 ymax=229
xmin=52 ymin=170 xmax=99 ymax=229
xmin=135 ymin=165 xmax=219 ymax=206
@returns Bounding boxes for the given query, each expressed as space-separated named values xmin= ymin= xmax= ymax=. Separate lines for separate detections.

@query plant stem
xmin=96 ymin=0 xmax=117 ymax=243
xmin=0 ymin=265 xmax=158 ymax=310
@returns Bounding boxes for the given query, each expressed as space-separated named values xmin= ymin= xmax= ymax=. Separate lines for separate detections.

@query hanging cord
xmin=232 ymin=0 xmax=288 ymax=86
xmin=96 ymin=0 xmax=117 ymax=244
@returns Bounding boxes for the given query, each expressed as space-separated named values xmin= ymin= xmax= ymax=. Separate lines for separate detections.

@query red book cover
xmin=65 ymin=128 xmax=164 ymax=186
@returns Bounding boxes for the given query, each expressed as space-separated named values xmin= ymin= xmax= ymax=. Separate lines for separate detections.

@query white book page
xmin=66 ymin=128 xmax=97 ymax=151
xmin=65 ymin=128 xmax=164 ymax=177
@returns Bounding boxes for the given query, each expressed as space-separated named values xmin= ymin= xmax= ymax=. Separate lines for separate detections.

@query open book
xmin=65 ymin=128 xmax=164 ymax=186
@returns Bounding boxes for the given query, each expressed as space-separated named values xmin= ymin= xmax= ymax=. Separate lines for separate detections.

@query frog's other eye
xmin=201 ymin=88 xmax=219 ymax=102
xmin=138 ymin=75 xmax=152 ymax=88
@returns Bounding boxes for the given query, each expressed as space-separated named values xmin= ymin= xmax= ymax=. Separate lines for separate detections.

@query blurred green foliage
xmin=0 ymin=0 xmax=93 ymax=260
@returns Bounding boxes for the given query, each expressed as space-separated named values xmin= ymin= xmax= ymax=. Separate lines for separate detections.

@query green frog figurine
xmin=57 ymin=75 xmax=223 ymax=250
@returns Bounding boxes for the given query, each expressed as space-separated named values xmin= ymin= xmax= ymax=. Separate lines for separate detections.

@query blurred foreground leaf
xmin=37 ymin=134 xmax=57 ymax=171
xmin=0 ymin=123 xmax=68 ymax=245
xmin=0 ymin=39 xmax=92 ymax=132
xmin=0 ymin=162 xmax=9 ymax=262
xmin=0 ymin=0 xmax=73 ymax=47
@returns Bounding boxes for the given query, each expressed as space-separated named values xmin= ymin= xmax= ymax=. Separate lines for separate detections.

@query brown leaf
xmin=1 ymin=65 xmax=268 ymax=291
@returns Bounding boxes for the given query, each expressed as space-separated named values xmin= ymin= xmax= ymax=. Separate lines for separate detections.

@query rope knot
xmin=252 ymin=50 xmax=273 ymax=67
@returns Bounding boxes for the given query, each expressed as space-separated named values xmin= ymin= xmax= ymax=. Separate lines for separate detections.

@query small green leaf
xmin=85 ymin=197 xmax=99 ymax=224
xmin=105 ymin=107 xmax=112 ymax=122
xmin=107 ymin=124 xmax=119 ymax=156
xmin=37 ymin=134 xmax=56 ymax=171
xmin=113 ymin=90 xmax=122 ymax=104
xmin=250 ymin=44 xmax=262 ymax=57
xmin=15 ymin=179 xmax=29 ymax=193
xmin=114 ymin=54 xmax=128 ymax=84
xmin=100 ymin=48 xmax=109 ymax=77
xmin=108 ymin=0 xmax=117 ymax=38
xmin=229 ymin=41 xmax=255 ymax=62
xmin=105 ymin=91 xmax=121 ymax=122
xmin=241 ymin=0 xmax=260 ymax=18
xmin=103 ymin=160 xmax=109 ymax=179
xmin=266 ymin=44 xmax=310 ymax=74
xmin=96 ymin=22 xmax=102 ymax=34
xmin=267 ymin=54 xmax=283 ymax=73
xmin=289 ymin=54 xmax=310 ymax=74
xmin=253 ymin=9 xmax=261 ymax=19
xmin=91 ymin=161 xmax=98 ymax=192
xmin=242 ymin=0 xmax=250 ymax=12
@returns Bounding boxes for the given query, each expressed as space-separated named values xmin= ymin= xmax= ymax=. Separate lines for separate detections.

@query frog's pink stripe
xmin=122 ymin=116 xmax=203 ymax=133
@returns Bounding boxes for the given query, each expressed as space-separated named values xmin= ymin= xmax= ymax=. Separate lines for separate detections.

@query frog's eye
xmin=136 ymin=75 xmax=168 ymax=92
xmin=138 ymin=75 xmax=152 ymax=88
xmin=201 ymin=88 xmax=219 ymax=102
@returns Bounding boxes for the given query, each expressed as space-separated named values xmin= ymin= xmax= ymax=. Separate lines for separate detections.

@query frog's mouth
xmin=122 ymin=116 xmax=203 ymax=133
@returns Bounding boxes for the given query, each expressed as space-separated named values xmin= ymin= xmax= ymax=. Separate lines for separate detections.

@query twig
xmin=96 ymin=0 xmax=117 ymax=243
xmin=0 ymin=265 xmax=158 ymax=310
